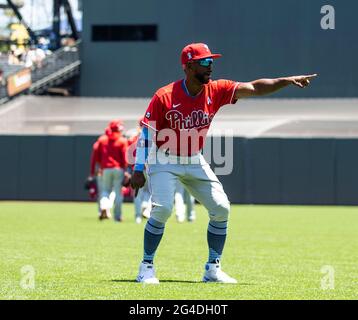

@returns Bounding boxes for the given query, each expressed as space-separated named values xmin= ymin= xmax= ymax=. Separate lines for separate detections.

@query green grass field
xmin=0 ymin=201 xmax=357 ymax=300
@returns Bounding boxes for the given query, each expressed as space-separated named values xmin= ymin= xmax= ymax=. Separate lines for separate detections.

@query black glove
xmin=84 ymin=176 xmax=96 ymax=190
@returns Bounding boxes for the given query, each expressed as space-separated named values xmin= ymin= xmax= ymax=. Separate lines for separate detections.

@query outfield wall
xmin=1 ymin=136 xmax=357 ymax=205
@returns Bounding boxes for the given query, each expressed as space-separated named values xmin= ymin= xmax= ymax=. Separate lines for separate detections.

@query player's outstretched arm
xmin=234 ymin=74 xmax=318 ymax=99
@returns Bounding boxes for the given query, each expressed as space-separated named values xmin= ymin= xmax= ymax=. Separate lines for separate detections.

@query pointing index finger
xmin=305 ymin=74 xmax=318 ymax=79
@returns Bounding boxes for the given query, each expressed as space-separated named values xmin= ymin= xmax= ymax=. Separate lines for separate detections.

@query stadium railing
xmin=0 ymin=40 xmax=81 ymax=105
xmin=29 ymin=40 xmax=81 ymax=94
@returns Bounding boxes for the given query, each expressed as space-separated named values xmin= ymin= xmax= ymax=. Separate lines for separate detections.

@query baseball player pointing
xmin=131 ymin=43 xmax=317 ymax=284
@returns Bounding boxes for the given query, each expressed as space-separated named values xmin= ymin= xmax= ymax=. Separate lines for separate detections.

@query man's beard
xmin=194 ymin=73 xmax=209 ymax=84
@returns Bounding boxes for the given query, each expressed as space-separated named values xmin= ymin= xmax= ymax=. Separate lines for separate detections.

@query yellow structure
xmin=10 ymin=23 xmax=30 ymax=50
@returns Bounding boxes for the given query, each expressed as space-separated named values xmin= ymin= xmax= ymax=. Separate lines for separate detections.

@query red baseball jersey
xmin=97 ymin=131 xmax=128 ymax=170
xmin=142 ymin=79 xmax=239 ymax=156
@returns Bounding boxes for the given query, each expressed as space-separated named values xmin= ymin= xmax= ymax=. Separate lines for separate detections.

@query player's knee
xmin=209 ymin=201 xmax=230 ymax=222
xmin=151 ymin=202 xmax=173 ymax=224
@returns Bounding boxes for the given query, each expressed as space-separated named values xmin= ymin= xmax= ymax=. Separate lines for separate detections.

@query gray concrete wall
xmin=0 ymin=135 xmax=95 ymax=201
xmin=1 ymin=135 xmax=358 ymax=205
xmin=80 ymin=0 xmax=358 ymax=98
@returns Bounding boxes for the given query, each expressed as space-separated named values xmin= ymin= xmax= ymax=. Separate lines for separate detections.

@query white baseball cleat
xmin=135 ymin=217 xmax=142 ymax=224
xmin=136 ymin=262 xmax=159 ymax=284
xmin=176 ymin=214 xmax=185 ymax=223
xmin=202 ymin=259 xmax=237 ymax=284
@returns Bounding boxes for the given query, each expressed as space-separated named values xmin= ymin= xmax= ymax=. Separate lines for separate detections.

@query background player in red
xmin=97 ymin=119 xmax=128 ymax=222
xmin=131 ymin=43 xmax=317 ymax=284
xmin=89 ymin=126 xmax=116 ymax=220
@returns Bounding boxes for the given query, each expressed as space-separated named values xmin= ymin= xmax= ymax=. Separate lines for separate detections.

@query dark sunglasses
xmin=197 ymin=58 xmax=213 ymax=67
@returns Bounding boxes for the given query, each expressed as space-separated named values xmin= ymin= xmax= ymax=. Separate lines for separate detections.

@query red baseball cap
xmin=109 ymin=119 xmax=124 ymax=132
xmin=181 ymin=43 xmax=222 ymax=65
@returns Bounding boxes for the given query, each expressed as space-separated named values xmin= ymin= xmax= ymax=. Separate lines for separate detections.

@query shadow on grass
xmin=109 ymin=279 xmax=255 ymax=285
xmin=109 ymin=279 xmax=199 ymax=284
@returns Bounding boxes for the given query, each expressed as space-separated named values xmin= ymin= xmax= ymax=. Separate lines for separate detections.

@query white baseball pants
xmin=146 ymin=150 xmax=230 ymax=224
